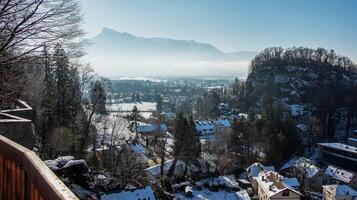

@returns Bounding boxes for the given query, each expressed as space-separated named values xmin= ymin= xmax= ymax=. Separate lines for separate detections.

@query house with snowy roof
xmin=195 ymin=119 xmax=230 ymax=138
xmin=133 ymin=121 xmax=167 ymax=135
xmin=256 ymin=171 xmax=302 ymax=200
xmin=292 ymin=157 xmax=324 ymax=192
xmin=246 ymin=162 xmax=276 ymax=192
xmin=236 ymin=189 xmax=251 ymax=200
xmin=318 ymin=142 xmax=357 ymax=172
xmin=322 ymin=184 xmax=357 ymax=200
xmin=324 ymin=165 xmax=357 ymax=190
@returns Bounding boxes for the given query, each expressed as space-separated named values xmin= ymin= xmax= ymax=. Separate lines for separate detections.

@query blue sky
xmin=80 ymin=0 xmax=357 ymax=60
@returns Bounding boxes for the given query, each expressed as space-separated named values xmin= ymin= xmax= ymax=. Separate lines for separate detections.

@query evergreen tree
xmin=90 ymin=80 xmax=107 ymax=115
xmin=156 ymin=95 xmax=163 ymax=113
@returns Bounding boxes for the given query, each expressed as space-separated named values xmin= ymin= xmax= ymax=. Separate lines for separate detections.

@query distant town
xmin=1 ymin=1 xmax=357 ymax=200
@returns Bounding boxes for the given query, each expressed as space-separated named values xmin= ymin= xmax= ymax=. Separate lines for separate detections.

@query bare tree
xmin=0 ymin=0 xmax=84 ymax=64
xmin=114 ymin=146 xmax=147 ymax=189
xmin=106 ymin=114 xmax=129 ymax=171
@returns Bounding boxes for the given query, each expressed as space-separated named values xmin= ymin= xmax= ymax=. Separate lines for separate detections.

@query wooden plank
xmin=30 ymin=181 xmax=34 ymax=200
xmin=0 ymin=153 xmax=3 ymax=199
xmin=3 ymin=156 xmax=7 ymax=200
xmin=16 ymin=165 xmax=22 ymax=200
xmin=11 ymin=162 xmax=16 ymax=200
xmin=7 ymin=160 xmax=11 ymax=200
xmin=0 ymin=135 xmax=79 ymax=200
xmin=34 ymin=185 xmax=38 ymax=200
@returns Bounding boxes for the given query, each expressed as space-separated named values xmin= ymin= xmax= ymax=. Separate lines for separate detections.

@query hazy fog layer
xmin=83 ymin=28 xmax=256 ymax=77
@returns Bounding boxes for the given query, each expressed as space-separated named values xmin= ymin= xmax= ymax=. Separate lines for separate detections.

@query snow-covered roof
xmin=214 ymin=119 xmax=231 ymax=127
xmin=324 ymin=165 xmax=355 ymax=184
xmin=145 ymin=159 xmax=185 ymax=176
xmin=195 ymin=119 xmax=231 ymax=131
xmin=246 ymin=162 xmax=275 ymax=178
xmin=135 ymin=122 xmax=167 ymax=133
xmin=256 ymin=171 xmax=302 ymax=198
xmin=218 ymin=175 xmax=240 ymax=189
xmin=246 ymin=162 xmax=265 ymax=178
xmin=318 ymin=143 xmax=357 ymax=154
xmin=279 ymin=157 xmax=298 ymax=171
xmin=323 ymin=184 xmax=357 ymax=197
xmin=127 ymin=144 xmax=145 ymax=154
xmin=282 ymin=178 xmax=300 ymax=188
xmin=293 ymin=157 xmax=320 ymax=178
xmin=195 ymin=120 xmax=215 ymax=131
xmin=102 ymin=186 xmax=156 ymax=200
xmin=236 ymin=190 xmax=251 ymax=200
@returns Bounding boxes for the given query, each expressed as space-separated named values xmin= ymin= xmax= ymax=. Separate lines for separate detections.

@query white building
xmin=324 ymin=165 xmax=357 ymax=190
xmin=195 ymin=119 xmax=231 ymax=138
xmin=322 ymin=184 xmax=357 ymax=200
xmin=134 ymin=122 xmax=167 ymax=135
xmin=256 ymin=171 xmax=302 ymax=200
xmin=246 ymin=162 xmax=276 ymax=192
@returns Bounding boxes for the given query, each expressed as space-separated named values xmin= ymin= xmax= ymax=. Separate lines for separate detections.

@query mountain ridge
xmin=84 ymin=27 xmax=257 ymax=76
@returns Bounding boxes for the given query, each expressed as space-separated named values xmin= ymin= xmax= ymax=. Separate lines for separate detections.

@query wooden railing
xmin=0 ymin=135 xmax=78 ymax=200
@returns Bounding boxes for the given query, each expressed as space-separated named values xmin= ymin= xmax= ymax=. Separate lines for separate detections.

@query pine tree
xmin=156 ymin=95 xmax=163 ymax=113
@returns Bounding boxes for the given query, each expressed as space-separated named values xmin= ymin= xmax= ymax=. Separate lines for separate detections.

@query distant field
xmin=106 ymin=102 xmax=157 ymax=119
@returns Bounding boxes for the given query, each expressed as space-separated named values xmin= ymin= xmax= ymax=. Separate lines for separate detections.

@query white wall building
xmin=323 ymin=184 xmax=357 ymax=200
xmin=195 ymin=119 xmax=230 ymax=138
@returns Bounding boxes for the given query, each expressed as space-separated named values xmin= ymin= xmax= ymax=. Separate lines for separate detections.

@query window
xmin=282 ymin=190 xmax=289 ymax=196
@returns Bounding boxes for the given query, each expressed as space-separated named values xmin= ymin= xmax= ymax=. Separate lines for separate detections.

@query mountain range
xmin=83 ymin=28 xmax=257 ymax=77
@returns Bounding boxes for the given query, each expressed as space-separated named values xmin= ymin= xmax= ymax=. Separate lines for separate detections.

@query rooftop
xmin=318 ymin=143 xmax=357 ymax=154
xmin=145 ymin=159 xmax=185 ymax=176
xmin=256 ymin=171 xmax=302 ymax=197
xmin=324 ymin=165 xmax=355 ymax=184
xmin=236 ymin=190 xmax=251 ymax=200
xmin=293 ymin=157 xmax=320 ymax=178
xmin=323 ymin=184 xmax=357 ymax=197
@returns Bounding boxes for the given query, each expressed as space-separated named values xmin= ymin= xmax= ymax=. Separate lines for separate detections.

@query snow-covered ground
xmin=174 ymin=188 xmax=238 ymax=200
xmin=106 ymin=102 xmax=157 ymax=119
xmin=95 ymin=114 xmax=132 ymax=146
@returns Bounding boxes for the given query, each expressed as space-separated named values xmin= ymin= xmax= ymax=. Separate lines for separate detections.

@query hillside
xmin=245 ymin=47 xmax=357 ymax=139
xmin=84 ymin=28 xmax=257 ymax=76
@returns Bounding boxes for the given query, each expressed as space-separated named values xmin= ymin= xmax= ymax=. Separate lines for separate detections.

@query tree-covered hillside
xmin=245 ymin=47 xmax=357 ymax=139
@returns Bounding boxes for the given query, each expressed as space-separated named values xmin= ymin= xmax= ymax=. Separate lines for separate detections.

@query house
xmin=256 ymin=171 xmax=302 ymax=200
xmin=145 ymin=159 xmax=186 ymax=181
xmin=246 ymin=162 xmax=275 ymax=192
xmin=195 ymin=119 xmax=231 ymax=138
xmin=318 ymin=143 xmax=357 ymax=172
xmin=218 ymin=103 xmax=229 ymax=114
xmin=236 ymin=190 xmax=251 ymax=200
xmin=324 ymin=165 xmax=357 ymax=190
xmin=322 ymin=184 xmax=357 ymax=200
xmin=195 ymin=120 xmax=215 ymax=137
xmin=134 ymin=122 xmax=167 ymax=135
xmin=292 ymin=157 xmax=324 ymax=192
xmin=102 ymin=186 xmax=156 ymax=200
